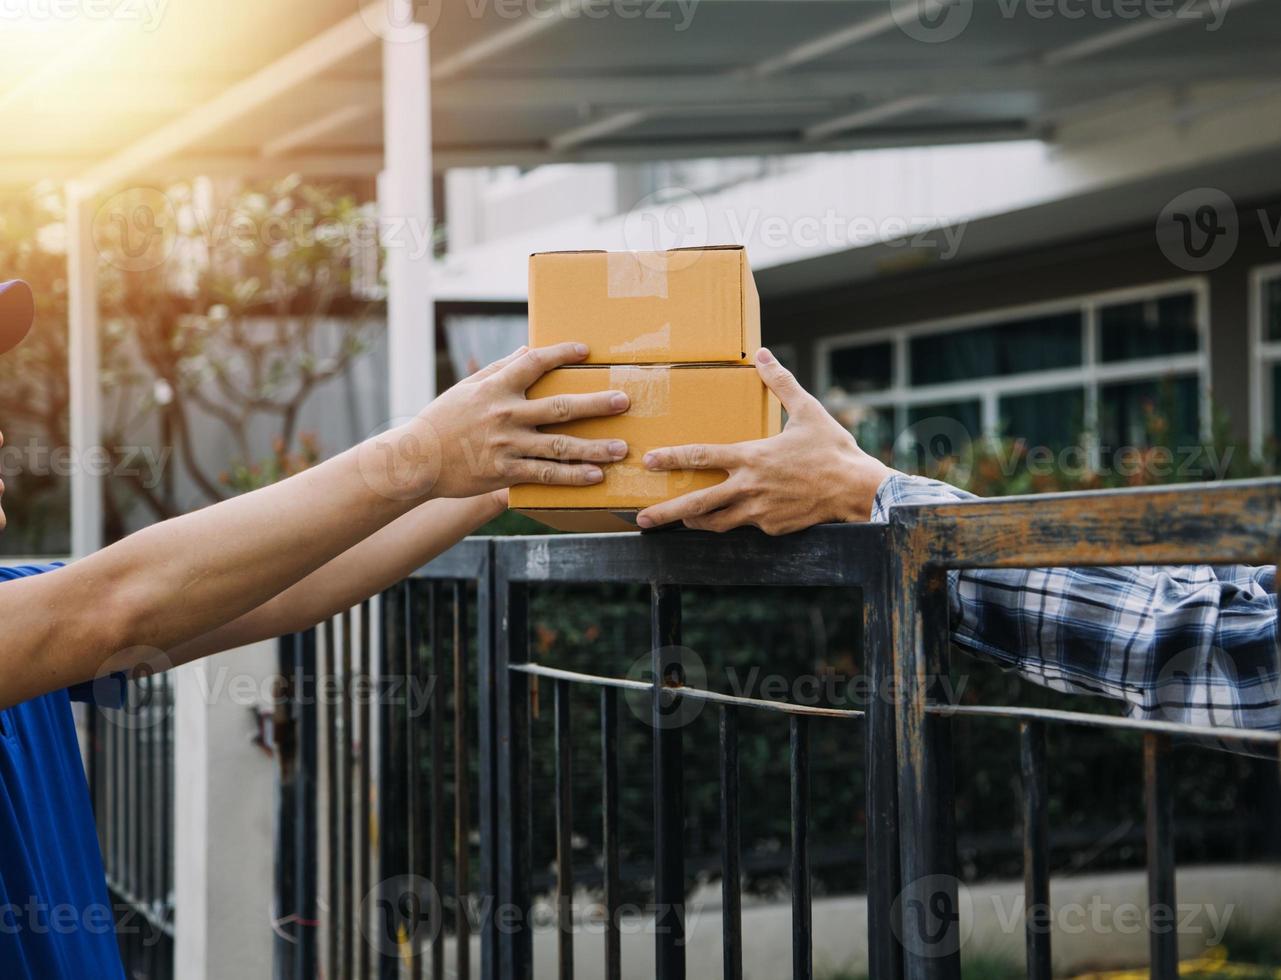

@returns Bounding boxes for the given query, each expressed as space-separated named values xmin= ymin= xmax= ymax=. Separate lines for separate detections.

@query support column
xmin=380 ymin=3 xmax=436 ymax=422
xmin=66 ymin=186 xmax=103 ymax=558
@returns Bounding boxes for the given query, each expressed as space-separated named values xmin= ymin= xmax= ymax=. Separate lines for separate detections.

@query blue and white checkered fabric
xmin=871 ymin=474 xmax=1280 ymax=732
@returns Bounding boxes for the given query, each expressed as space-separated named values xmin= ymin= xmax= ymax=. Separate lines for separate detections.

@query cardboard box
xmin=511 ymin=365 xmax=781 ymax=532
xmin=528 ymin=246 xmax=760 ymax=364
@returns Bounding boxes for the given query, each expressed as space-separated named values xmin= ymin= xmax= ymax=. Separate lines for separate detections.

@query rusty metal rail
xmin=886 ymin=477 xmax=1281 ymax=980
xmin=272 ymin=477 xmax=1281 ymax=980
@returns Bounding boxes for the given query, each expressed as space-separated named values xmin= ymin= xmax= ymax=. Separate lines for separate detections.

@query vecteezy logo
xmin=891 ymin=0 xmax=973 ymax=44
xmin=358 ymin=0 xmax=442 ymax=43
xmin=623 ymin=645 xmax=708 ymax=730
xmin=891 ymin=875 xmax=974 ymax=958
xmin=620 ymin=187 xmax=710 ymax=273
xmin=893 ymin=415 xmax=974 ymax=484
xmin=1156 ymin=188 xmax=1238 ymax=273
xmin=92 ymin=647 xmax=174 ymax=732
xmin=356 ymin=416 xmax=443 ymax=501
xmin=360 ymin=875 xmax=441 ymax=959
xmin=92 ymin=188 xmax=179 ymax=273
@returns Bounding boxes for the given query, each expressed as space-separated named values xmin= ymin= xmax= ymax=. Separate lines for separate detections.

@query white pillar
xmin=173 ymin=641 xmax=280 ymax=980
xmin=65 ymin=186 xmax=103 ymax=558
xmin=381 ymin=2 xmax=436 ymax=421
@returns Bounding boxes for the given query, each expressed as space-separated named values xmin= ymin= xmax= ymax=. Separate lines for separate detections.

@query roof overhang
xmin=3 ymin=0 xmax=1280 ymax=191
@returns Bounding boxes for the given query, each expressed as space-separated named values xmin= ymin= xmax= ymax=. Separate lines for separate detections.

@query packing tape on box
xmin=608 ymin=365 xmax=669 ymax=418
xmin=607 ymin=250 xmax=668 ymax=299
xmin=609 ymin=323 xmax=671 ymax=358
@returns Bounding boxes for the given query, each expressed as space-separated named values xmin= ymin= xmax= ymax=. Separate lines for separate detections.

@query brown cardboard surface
xmin=528 ymin=246 xmax=761 ymax=364
xmin=510 ymin=365 xmax=781 ymax=531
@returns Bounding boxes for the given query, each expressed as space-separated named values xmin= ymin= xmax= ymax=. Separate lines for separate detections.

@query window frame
xmin=1249 ymin=262 xmax=1281 ymax=460
xmin=814 ymin=277 xmax=1211 ymax=458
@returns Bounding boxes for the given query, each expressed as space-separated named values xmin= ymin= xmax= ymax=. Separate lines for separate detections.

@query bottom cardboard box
xmin=510 ymin=364 xmax=781 ymax=533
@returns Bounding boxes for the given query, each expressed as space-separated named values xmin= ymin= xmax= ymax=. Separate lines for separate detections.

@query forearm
xmin=871 ymin=473 xmax=1279 ymax=730
xmin=165 ymin=492 xmax=505 ymax=666
xmin=0 ymin=417 xmax=438 ymax=705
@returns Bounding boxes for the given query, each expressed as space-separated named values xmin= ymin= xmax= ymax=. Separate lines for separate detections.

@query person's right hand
xmin=409 ymin=342 xmax=631 ymax=499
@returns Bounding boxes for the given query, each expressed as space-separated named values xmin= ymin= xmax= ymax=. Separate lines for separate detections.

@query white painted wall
xmin=174 ymin=640 xmax=279 ymax=980
xmin=432 ymin=81 xmax=1281 ymax=304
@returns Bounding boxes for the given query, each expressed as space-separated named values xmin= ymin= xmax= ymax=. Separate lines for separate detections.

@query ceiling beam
xmin=3 ymin=124 xmax=1034 ymax=186
xmin=541 ymin=1 xmax=909 ymax=151
xmin=432 ymin=58 xmax=1280 ymax=110
xmin=430 ymin=0 xmax=599 ymax=79
xmin=802 ymin=0 xmax=1268 ymax=143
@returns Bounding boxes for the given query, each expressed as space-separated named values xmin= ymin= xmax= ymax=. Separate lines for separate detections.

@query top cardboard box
xmin=528 ymin=245 xmax=760 ymax=364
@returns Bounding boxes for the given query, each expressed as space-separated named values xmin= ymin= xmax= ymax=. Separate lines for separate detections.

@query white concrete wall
xmin=432 ymin=81 xmax=1281 ymax=305
xmin=174 ymin=640 xmax=279 ymax=980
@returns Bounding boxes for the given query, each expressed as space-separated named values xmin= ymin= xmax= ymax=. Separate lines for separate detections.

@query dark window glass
xmin=998 ymin=387 xmax=1086 ymax=452
xmin=1272 ymin=363 xmax=1281 ymax=444
xmin=899 ymin=400 xmax=982 ymax=473
xmin=1266 ymin=279 xmax=1281 ymax=343
xmin=909 ymin=312 xmax=1081 ymax=385
xmin=1098 ymin=293 xmax=1199 ymax=362
xmin=828 ymin=341 xmax=893 ymax=394
xmin=1098 ymin=375 xmax=1200 ymax=465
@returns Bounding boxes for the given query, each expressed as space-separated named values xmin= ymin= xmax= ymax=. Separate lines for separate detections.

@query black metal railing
xmin=274 ymin=477 xmax=1281 ymax=980
xmin=887 ymin=478 xmax=1281 ymax=980
xmin=89 ymin=673 xmax=176 ymax=980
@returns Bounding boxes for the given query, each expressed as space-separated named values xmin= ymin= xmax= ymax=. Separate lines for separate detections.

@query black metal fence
xmin=88 ymin=673 xmax=177 ymax=980
xmin=274 ymin=478 xmax=1281 ymax=980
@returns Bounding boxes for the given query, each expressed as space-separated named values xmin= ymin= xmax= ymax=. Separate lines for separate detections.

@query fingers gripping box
xmin=510 ymin=365 xmax=781 ymax=532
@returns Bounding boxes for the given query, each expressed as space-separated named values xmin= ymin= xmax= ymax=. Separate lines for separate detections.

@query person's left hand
xmin=635 ymin=348 xmax=897 ymax=535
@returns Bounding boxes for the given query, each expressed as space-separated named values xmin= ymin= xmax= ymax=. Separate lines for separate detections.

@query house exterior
xmin=431 ymin=121 xmax=1281 ymax=473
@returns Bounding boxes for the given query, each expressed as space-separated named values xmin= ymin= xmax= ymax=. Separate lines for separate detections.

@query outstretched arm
xmin=0 ymin=343 xmax=631 ymax=708
xmin=163 ymin=491 xmax=507 ymax=668
xmin=639 ymin=351 xmax=1278 ymax=730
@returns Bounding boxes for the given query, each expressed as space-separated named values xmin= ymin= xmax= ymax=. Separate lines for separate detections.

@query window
xmin=817 ymin=280 xmax=1209 ymax=466
xmin=1250 ymin=266 xmax=1281 ymax=459
xmin=999 ymin=387 xmax=1086 ymax=452
xmin=909 ymin=311 xmax=1082 ymax=385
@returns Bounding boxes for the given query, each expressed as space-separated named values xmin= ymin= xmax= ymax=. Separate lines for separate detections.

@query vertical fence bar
xmin=1020 ymin=721 xmax=1052 ymax=980
xmin=1144 ymin=733 xmax=1177 ymax=980
xmin=296 ymin=628 xmax=320 ymax=980
xmin=555 ymin=678 xmax=575 ymax=980
xmin=454 ymin=582 xmax=473 ymax=980
xmin=790 ymin=715 xmax=812 ymax=980
xmin=379 ymin=588 xmax=411 ymax=980
xmin=340 ymin=610 xmax=355 ymax=980
xmin=891 ymin=532 xmax=962 ymax=980
xmin=476 ymin=550 xmax=499 ymax=980
xmin=497 ymin=578 xmax=532 ymax=979
xmin=601 ymin=688 xmax=621 ymax=980
xmin=358 ymin=599 xmax=373 ymax=980
xmin=864 ymin=574 xmax=903 ymax=979
xmin=407 ymin=582 xmax=423 ymax=980
xmin=651 ymin=584 xmax=685 ymax=980
xmin=325 ymin=620 xmax=340 ymax=980
xmin=431 ymin=582 xmax=449 ymax=980
xmin=274 ymin=635 xmax=299 ymax=979
xmin=719 ymin=706 xmax=742 ymax=980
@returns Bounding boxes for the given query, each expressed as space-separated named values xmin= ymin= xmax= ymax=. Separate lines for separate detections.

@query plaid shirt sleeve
xmin=870 ymin=473 xmax=1280 ymax=732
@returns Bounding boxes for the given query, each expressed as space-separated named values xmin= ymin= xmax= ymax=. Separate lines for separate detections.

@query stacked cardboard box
xmin=510 ymin=245 xmax=782 ymax=532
